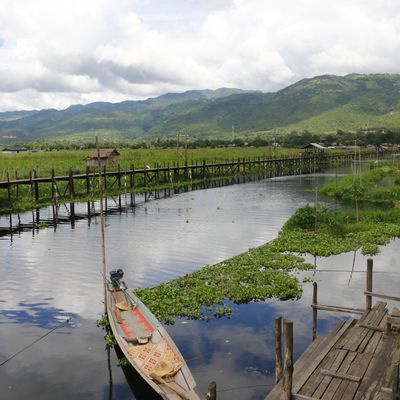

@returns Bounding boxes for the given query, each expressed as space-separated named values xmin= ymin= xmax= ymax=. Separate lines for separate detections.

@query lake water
xmin=1 ymin=168 xmax=399 ymax=400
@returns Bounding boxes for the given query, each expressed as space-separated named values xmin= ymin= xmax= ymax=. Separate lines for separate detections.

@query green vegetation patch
xmin=273 ymin=220 xmax=400 ymax=256
xmin=135 ymin=246 xmax=312 ymax=324
xmin=270 ymin=166 xmax=400 ymax=256
xmin=321 ymin=165 xmax=400 ymax=205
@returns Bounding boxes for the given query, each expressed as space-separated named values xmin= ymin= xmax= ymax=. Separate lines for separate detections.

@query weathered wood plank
xmin=320 ymin=351 xmax=358 ymax=400
xmin=339 ymin=303 xmax=386 ymax=353
xmin=357 ymin=308 xmax=387 ymax=354
xmin=337 ymin=353 xmax=374 ymax=400
xmin=312 ymin=304 xmax=365 ymax=315
xmin=364 ymin=291 xmax=400 ymax=303
xmin=299 ymin=348 xmax=345 ymax=397
xmin=357 ymin=323 xmax=385 ymax=332
xmin=309 ymin=350 xmax=349 ymax=398
xmin=292 ymin=394 xmax=320 ymax=400
xmin=320 ymin=369 xmax=361 ymax=383
xmin=292 ymin=318 xmax=356 ymax=394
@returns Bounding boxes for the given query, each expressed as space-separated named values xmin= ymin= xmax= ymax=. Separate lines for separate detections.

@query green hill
xmin=1 ymin=74 xmax=400 ymax=143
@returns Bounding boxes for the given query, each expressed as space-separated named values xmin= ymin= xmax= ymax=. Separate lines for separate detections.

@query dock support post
xmin=117 ymin=164 xmax=121 ymax=210
xmin=282 ymin=320 xmax=293 ymax=400
xmin=275 ymin=317 xmax=283 ymax=383
xmin=103 ymin=166 xmax=108 ymax=211
xmin=33 ymin=169 xmax=39 ymax=202
xmin=85 ymin=165 xmax=90 ymax=195
xmin=366 ymin=259 xmax=373 ymax=311
xmin=51 ymin=168 xmax=57 ymax=202
xmin=312 ymin=282 xmax=318 ymax=341
xmin=15 ymin=169 xmax=19 ymax=200
xmin=68 ymin=168 xmax=75 ymax=199
xmin=206 ymin=381 xmax=216 ymax=400
xmin=6 ymin=171 xmax=11 ymax=209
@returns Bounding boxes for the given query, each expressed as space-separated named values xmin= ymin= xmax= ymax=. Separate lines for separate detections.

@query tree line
xmin=4 ymin=128 xmax=400 ymax=151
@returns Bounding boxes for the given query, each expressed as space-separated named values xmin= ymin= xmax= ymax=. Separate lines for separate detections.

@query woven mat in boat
xmin=127 ymin=337 xmax=183 ymax=376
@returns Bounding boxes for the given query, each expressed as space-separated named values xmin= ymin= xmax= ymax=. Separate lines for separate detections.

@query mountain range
xmin=1 ymin=73 xmax=400 ymax=143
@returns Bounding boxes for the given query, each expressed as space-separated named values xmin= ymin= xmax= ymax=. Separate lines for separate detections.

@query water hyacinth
xmin=135 ymin=248 xmax=312 ymax=324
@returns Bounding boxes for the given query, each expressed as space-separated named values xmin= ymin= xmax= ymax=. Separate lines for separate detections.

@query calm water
xmin=1 ymin=170 xmax=399 ymax=400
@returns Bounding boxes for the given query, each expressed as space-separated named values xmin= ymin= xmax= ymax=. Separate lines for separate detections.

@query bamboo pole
xmin=96 ymin=136 xmax=107 ymax=315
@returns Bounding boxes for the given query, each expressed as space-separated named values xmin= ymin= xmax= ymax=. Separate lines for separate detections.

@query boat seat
xmin=115 ymin=301 xmax=131 ymax=311
xmin=124 ymin=334 xmax=152 ymax=345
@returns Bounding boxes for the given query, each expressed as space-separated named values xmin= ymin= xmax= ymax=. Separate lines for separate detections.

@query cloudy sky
xmin=0 ymin=0 xmax=400 ymax=111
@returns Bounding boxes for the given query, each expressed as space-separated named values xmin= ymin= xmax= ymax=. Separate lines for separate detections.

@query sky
xmin=1 ymin=0 xmax=400 ymax=111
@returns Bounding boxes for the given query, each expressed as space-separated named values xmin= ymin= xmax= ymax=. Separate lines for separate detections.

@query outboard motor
xmin=109 ymin=269 xmax=124 ymax=288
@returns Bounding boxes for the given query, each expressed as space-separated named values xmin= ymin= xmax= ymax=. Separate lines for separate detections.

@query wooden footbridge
xmin=267 ymin=259 xmax=400 ymax=400
xmin=0 ymin=151 xmax=364 ymax=209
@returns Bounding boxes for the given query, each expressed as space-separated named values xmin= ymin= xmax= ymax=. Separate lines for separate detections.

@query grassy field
xmin=0 ymin=146 xmax=299 ymax=180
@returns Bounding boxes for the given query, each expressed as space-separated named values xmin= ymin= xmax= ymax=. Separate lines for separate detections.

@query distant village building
xmin=2 ymin=146 xmax=29 ymax=153
xmin=86 ymin=148 xmax=120 ymax=168
xmin=302 ymin=143 xmax=327 ymax=155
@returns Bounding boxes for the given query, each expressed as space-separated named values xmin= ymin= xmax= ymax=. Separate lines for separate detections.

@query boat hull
xmin=106 ymin=282 xmax=205 ymax=400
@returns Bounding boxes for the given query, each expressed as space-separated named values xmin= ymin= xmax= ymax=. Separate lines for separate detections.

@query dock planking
xmin=266 ymin=258 xmax=400 ymax=400
xmin=266 ymin=303 xmax=400 ymax=400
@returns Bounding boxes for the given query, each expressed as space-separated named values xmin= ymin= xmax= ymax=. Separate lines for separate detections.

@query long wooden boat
xmin=106 ymin=269 xmax=206 ymax=400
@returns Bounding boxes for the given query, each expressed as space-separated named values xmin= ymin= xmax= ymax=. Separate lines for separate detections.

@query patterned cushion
xmin=127 ymin=337 xmax=183 ymax=377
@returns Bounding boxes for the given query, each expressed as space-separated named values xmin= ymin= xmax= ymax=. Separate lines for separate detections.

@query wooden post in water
xmin=70 ymin=202 xmax=75 ymax=227
xmin=68 ymin=168 xmax=74 ymax=199
xmin=29 ymin=169 xmax=33 ymax=199
xmin=144 ymin=164 xmax=148 ymax=188
xmin=130 ymin=163 xmax=135 ymax=207
xmin=86 ymin=165 xmax=90 ymax=219
xmin=275 ymin=317 xmax=283 ymax=383
xmin=51 ymin=168 xmax=56 ymax=202
xmin=103 ymin=165 xmax=108 ymax=211
xmin=6 ymin=171 xmax=11 ymax=209
xmin=156 ymin=163 xmax=160 ymax=186
xmin=366 ymin=258 xmax=373 ymax=311
xmin=312 ymin=282 xmax=318 ymax=341
xmin=33 ymin=169 xmax=39 ymax=202
xmin=15 ymin=169 xmax=19 ymax=200
xmin=117 ymin=164 xmax=122 ymax=210
xmin=206 ymin=381 xmax=217 ymax=400
xmin=86 ymin=165 xmax=90 ymax=195
xmin=282 ymin=320 xmax=293 ymax=400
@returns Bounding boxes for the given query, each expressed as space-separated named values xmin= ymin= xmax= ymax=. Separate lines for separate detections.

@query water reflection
xmin=1 ymin=169 xmax=399 ymax=400
xmin=0 ymin=301 xmax=76 ymax=329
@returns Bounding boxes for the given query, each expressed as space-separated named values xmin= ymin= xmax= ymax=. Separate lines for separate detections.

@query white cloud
xmin=0 ymin=0 xmax=400 ymax=110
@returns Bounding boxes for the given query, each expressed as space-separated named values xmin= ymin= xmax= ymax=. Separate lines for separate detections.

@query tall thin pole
xmin=176 ymin=131 xmax=180 ymax=164
xmin=96 ymin=136 xmax=107 ymax=315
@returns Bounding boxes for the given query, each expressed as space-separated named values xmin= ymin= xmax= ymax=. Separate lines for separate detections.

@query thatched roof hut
xmin=86 ymin=148 xmax=120 ymax=168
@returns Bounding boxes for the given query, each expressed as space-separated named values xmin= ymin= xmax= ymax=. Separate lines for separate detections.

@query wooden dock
xmin=266 ymin=260 xmax=400 ymax=400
